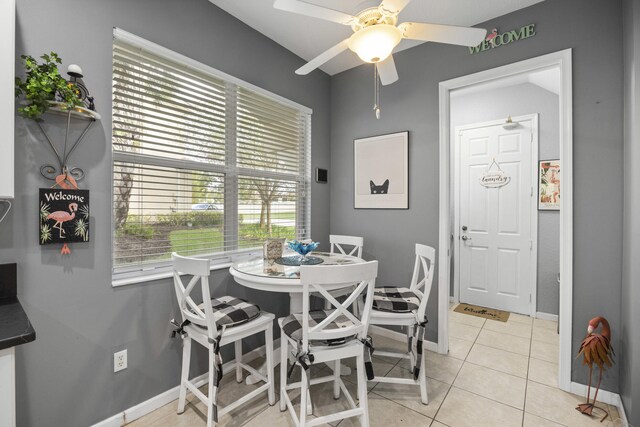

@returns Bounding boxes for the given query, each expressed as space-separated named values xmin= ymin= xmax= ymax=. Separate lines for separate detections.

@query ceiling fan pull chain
xmin=373 ymin=65 xmax=381 ymax=119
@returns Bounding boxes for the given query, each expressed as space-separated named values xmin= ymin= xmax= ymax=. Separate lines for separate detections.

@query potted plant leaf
xmin=14 ymin=52 xmax=83 ymax=121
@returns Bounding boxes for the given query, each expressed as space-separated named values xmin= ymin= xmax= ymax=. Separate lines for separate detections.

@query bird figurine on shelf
xmin=576 ymin=316 xmax=615 ymax=421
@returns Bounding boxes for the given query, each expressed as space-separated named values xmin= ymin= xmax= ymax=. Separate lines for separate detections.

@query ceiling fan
xmin=273 ymin=0 xmax=488 ymax=85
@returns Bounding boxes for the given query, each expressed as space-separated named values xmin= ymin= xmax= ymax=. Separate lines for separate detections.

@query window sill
xmin=111 ymin=251 xmax=260 ymax=287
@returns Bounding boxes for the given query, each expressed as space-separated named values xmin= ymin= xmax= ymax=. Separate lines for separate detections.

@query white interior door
xmin=457 ymin=116 xmax=537 ymax=315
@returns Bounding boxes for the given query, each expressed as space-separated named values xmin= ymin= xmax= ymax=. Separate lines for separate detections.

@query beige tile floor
xmin=126 ymin=305 xmax=622 ymax=426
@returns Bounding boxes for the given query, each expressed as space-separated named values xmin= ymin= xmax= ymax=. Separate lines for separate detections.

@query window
xmin=112 ymin=30 xmax=311 ymax=279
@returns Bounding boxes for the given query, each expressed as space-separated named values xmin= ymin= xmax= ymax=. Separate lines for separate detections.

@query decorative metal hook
xmin=35 ymin=107 xmax=97 ymax=181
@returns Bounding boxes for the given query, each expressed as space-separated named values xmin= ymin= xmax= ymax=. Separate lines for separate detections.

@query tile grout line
xmin=442 ymin=314 xmax=567 ymax=427
xmin=521 ymin=315 xmax=534 ymax=427
xmin=429 ymin=305 xmax=482 ymax=425
xmin=439 ymin=318 xmax=533 ymax=414
xmin=471 ymin=335 xmax=547 ymax=359
xmin=451 ymin=310 xmax=565 ymax=418
xmin=136 ymin=314 xmax=561 ymax=427
xmin=521 ymin=318 xmax=566 ymax=427
xmin=461 ymin=359 xmax=528 ymax=380
xmin=344 ymin=331 xmax=435 ymax=426
xmin=524 ymin=320 xmax=573 ymax=427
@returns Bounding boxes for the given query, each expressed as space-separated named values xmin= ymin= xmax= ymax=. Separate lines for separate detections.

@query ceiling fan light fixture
xmin=348 ymin=24 xmax=402 ymax=63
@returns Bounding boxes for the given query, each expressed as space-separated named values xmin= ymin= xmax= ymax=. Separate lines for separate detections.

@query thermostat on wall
xmin=316 ymin=168 xmax=328 ymax=183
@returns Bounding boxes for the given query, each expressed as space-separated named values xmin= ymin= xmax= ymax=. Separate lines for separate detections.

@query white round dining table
xmin=230 ymin=251 xmax=364 ymax=312
xmin=229 ymin=251 xmax=364 ymax=386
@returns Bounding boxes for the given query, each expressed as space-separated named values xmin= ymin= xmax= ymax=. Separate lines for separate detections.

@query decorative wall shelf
xmin=45 ymin=102 xmax=101 ymax=121
xmin=32 ymin=101 xmax=101 ymax=181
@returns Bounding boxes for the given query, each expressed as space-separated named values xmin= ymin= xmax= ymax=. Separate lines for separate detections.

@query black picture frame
xmin=39 ymin=188 xmax=90 ymax=245
xmin=315 ymin=168 xmax=328 ymax=183
xmin=353 ymin=131 xmax=409 ymax=209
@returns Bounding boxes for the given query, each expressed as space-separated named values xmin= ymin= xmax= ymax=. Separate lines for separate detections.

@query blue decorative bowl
xmin=288 ymin=240 xmax=320 ymax=257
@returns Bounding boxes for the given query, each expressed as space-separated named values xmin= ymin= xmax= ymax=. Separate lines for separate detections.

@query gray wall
xmin=330 ymin=0 xmax=623 ymax=392
xmin=621 ymin=0 xmax=640 ymax=424
xmin=0 ymin=0 xmax=331 ymax=426
xmin=450 ymin=82 xmax=560 ymax=315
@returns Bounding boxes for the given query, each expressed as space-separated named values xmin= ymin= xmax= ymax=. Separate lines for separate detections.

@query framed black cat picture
xmin=354 ymin=131 xmax=409 ymax=209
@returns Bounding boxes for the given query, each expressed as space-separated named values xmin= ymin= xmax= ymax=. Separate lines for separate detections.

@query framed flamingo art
xmin=39 ymin=188 xmax=90 ymax=245
xmin=538 ymin=160 xmax=560 ymax=210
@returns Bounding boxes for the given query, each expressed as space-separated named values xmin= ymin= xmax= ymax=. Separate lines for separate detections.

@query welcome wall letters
xmin=469 ymin=24 xmax=536 ymax=55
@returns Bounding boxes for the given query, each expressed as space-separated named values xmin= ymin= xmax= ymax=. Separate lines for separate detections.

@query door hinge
xmin=530 ymin=240 xmax=533 ymax=250
xmin=531 ymin=186 xmax=534 ymax=197
xmin=530 ymin=294 xmax=532 ymax=303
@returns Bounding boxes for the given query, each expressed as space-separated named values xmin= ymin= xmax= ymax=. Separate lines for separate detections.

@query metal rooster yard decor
xmin=576 ymin=316 xmax=615 ymax=421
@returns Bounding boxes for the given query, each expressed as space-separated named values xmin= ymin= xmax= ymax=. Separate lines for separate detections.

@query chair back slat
xmin=311 ymin=284 xmax=362 ymax=327
xmin=299 ymin=261 xmax=378 ymax=352
xmin=172 ymin=253 xmax=217 ymax=339
xmin=330 ymin=235 xmax=364 ymax=258
xmin=408 ymin=244 xmax=436 ymax=322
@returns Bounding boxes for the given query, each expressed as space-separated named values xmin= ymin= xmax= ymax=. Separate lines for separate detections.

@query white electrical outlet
xmin=114 ymin=349 xmax=127 ymax=373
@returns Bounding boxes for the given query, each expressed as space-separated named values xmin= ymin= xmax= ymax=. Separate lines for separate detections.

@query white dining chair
xmin=323 ymin=235 xmax=365 ymax=311
xmin=279 ymin=261 xmax=378 ymax=427
xmin=171 ymin=253 xmax=275 ymax=427
xmin=330 ymin=234 xmax=364 ymax=258
xmin=366 ymin=243 xmax=435 ymax=404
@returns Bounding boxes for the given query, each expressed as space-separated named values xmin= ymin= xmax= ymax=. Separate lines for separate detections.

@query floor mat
xmin=454 ymin=303 xmax=510 ymax=322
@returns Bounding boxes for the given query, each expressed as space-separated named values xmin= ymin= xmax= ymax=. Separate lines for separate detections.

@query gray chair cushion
xmin=281 ymin=309 xmax=355 ymax=346
xmin=197 ymin=296 xmax=261 ymax=328
xmin=372 ymin=287 xmax=421 ymax=313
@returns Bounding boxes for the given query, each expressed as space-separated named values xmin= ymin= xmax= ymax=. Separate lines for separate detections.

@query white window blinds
xmin=112 ymin=31 xmax=311 ymax=275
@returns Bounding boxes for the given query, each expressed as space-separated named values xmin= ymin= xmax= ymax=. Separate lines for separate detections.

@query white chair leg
xmin=265 ymin=326 xmax=275 ymax=406
xmin=407 ymin=326 xmax=415 ymax=370
xmin=207 ymin=345 xmax=217 ymax=427
xmin=177 ymin=336 xmax=191 ymax=414
xmin=356 ymin=353 xmax=370 ymax=427
xmin=306 ymin=389 xmax=313 ymax=416
xmin=419 ymin=349 xmax=428 ymax=405
xmin=280 ymin=337 xmax=288 ymax=412
xmin=299 ymin=366 xmax=308 ymax=427
xmin=235 ymin=340 xmax=243 ymax=383
xmin=333 ymin=359 xmax=341 ymax=399
xmin=324 ymin=298 xmax=331 ymax=310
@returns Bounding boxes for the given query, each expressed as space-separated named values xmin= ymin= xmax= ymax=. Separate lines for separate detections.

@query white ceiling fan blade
xmin=399 ymin=22 xmax=487 ymax=47
xmin=296 ymin=38 xmax=351 ymax=75
xmin=376 ymin=55 xmax=399 ymax=86
xmin=273 ymin=0 xmax=356 ymax=25
xmin=379 ymin=0 xmax=412 ymax=16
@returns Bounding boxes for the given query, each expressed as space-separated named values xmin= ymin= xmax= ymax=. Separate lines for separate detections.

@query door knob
xmin=462 ymin=235 xmax=472 ymax=241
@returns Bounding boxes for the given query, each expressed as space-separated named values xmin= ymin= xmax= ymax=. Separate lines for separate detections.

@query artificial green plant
xmin=14 ymin=52 xmax=82 ymax=121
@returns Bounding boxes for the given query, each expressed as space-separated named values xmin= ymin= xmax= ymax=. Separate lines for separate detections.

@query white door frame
xmin=453 ymin=114 xmax=539 ymax=316
xmin=438 ymin=49 xmax=573 ymax=392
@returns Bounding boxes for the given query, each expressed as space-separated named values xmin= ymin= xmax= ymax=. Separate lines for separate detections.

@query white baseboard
xmin=92 ymin=413 xmax=122 ymax=427
xmin=536 ymin=312 xmax=559 ymax=321
xmin=369 ymin=325 xmax=438 ymax=353
xmin=570 ymin=382 xmax=629 ymax=425
xmin=91 ymin=338 xmax=279 ymax=427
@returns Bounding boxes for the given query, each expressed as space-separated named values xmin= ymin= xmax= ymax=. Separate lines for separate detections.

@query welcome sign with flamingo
xmin=39 ymin=188 xmax=90 ymax=246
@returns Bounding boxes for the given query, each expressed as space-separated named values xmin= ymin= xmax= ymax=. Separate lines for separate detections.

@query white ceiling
xmin=209 ymin=0 xmax=545 ymax=75
xmin=450 ymin=67 xmax=560 ymax=98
